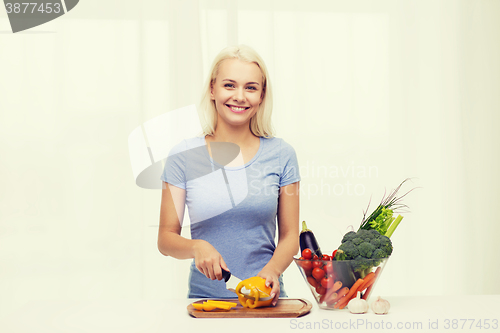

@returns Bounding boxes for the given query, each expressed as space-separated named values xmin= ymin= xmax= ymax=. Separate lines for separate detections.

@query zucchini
xmin=299 ymin=221 xmax=322 ymax=257
xmin=331 ymin=260 xmax=357 ymax=289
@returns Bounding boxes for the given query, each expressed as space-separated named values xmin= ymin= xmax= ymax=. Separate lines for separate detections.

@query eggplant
xmin=299 ymin=221 xmax=322 ymax=257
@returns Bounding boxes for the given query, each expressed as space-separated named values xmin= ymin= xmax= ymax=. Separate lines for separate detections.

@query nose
xmin=233 ymin=88 xmax=246 ymax=103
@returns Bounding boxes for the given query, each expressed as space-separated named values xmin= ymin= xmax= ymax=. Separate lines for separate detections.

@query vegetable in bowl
xmin=335 ymin=229 xmax=392 ymax=278
xmin=294 ymin=256 xmax=389 ymax=310
xmin=358 ymin=178 xmax=416 ymax=238
xmin=334 ymin=179 xmax=417 ymax=279
xmin=295 ymin=179 xmax=417 ymax=310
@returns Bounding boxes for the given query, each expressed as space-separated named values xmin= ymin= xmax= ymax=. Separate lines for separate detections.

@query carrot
xmin=362 ymin=267 xmax=381 ymax=300
xmin=322 ymin=292 xmax=336 ymax=304
xmin=331 ymin=280 xmax=343 ymax=293
xmin=326 ymin=286 xmax=349 ymax=305
xmin=320 ymin=281 xmax=342 ymax=303
xmin=334 ymin=294 xmax=354 ymax=309
xmin=362 ymin=284 xmax=374 ymax=300
xmin=334 ymin=278 xmax=365 ymax=309
xmin=336 ymin=296 xmax=354 ymax=309
xmin=359 ymin=279 xmax=375 ymax=299
xmin=357 ymin=272 xmax=375 ymax=292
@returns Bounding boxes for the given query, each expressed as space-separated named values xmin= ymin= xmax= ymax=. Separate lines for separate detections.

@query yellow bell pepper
xmin=205 ymin=300 xmax=237 ymax=309
xmin=192 ymin=300 xmax=237 ymax=311
xmin=235 ymin=276 xmax=273 ymax=309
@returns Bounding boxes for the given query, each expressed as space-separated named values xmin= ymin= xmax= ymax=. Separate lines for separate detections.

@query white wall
xmin=1 ymin=0 xmax=499 ymax=320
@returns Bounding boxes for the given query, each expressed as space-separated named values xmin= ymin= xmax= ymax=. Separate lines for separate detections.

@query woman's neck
xmin=208 ymin=123 xmax=258 ymax=147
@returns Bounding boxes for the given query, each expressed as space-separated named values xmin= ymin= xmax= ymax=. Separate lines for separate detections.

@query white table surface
xmin=1 ymin=295 xmax=499 ymax=333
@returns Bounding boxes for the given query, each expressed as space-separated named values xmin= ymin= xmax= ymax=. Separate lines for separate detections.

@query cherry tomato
xmin=300 ymin=260 xmax=313 ymax=272
xmin=312 ymin=267 xmax=325 ymax=281
xmin=300 ymin=260 xmax=313 ymax=276
xmin=301 ymin=248 xmax=313 ymax=260
xmin=307 ymin=276 xmax=318 ymax=288
xmin=322 ymin=254 xmax=330 ymax=261
xmin=321 ymin=276 xmax=334 ymax=289
xmin=323 ymin=261 xmax=334 ymax=277
xmin=315 ymin=285 xmax=326 ymax=295
xmin=332 ymin=249 xmax=337 ymax=259
xmin=311 ymin=254 xmax=322 ymax=269
xmin=312 ymin=260 xmax=323 ymax=269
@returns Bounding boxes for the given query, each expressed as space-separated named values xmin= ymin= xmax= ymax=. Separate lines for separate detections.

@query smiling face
xmin=210 ymin=58 xmax=264 ymax=131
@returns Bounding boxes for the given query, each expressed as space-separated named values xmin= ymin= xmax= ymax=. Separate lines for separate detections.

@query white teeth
xmin=229 ymin=106 xmax=246 ymax=111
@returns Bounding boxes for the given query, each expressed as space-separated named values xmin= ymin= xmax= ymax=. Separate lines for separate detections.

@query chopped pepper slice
xmin=191 ymin=300 xmax=237 ymax=311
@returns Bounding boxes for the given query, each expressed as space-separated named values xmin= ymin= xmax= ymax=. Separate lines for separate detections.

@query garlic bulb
xmin=371 ymin=296 xmax=390 ymax=314
xmin=348 ymin=291 xmax=369 ymax=314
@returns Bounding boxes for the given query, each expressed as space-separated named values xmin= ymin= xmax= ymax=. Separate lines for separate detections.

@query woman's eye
xmin=224 ymin=83 xmax=234 ymax=88
xmin=247 ymin=86 xmax=257 ymax=90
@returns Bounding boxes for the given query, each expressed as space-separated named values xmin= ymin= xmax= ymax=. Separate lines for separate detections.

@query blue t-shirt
xmin=161 ymin=136 xmax=301 ymax=298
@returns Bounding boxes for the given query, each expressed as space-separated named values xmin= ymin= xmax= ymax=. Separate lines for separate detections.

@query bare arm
xmin=157 ymin=182 xmax=191 ymax=258
xmin=258 ymin=181 xmax=300 ymax=305
xmin=157 ymin=181 xmax=228 ymax=279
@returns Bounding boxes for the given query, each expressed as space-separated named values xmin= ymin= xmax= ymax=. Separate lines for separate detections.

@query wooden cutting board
xmin=187 ymin=298 xmax=312 ymax=318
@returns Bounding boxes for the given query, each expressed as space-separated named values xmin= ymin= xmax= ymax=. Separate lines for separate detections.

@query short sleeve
xmin=160 ymin=140 xmax=187 ymax=189
xmin=279 ymin=139 xmax=301 ymax=187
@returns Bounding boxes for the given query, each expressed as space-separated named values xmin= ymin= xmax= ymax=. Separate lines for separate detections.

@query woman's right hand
xmin=193 ymin=240 xmax=229 ymax=281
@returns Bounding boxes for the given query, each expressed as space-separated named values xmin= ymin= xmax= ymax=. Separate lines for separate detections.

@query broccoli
xmin=335 ymin=228 xmax=393 ymax=278
xmin=333 ymin=249 xmax=347 ymax=261
xmin=350 ymin=256 xmax=372 ymax=273
xmin=341 ymin=231 xmax=357 ymax=243
xmin=338 ymin=241 xmax=359 ymax=260
xmin=370 ymin=237 xmax=382 ymax=249
xmin=356 ymin=229 xmax=374 ymax=241
xmin=371 ymin=248 xmax=387 ymax=266
xmin=352 ymin=237 xmax=364 ymax=246
xmin=371 ymin=248 xmax=387 ymax=260
xmin=378 ymin=235 xmax=393 ymax=256
xmin=357 ymin=242 xmax=376 ymax=258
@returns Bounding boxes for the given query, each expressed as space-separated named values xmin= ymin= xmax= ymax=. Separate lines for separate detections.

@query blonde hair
xmin=199 ymin=45 xmax=274 ymax=138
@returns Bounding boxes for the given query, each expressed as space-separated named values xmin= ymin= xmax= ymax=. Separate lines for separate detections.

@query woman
xmin=158 ymin=45 xmax=300 ymax=305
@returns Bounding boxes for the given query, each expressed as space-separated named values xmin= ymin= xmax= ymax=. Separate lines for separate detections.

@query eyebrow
xmin=222 ymin=79 xmax=260 ymax=86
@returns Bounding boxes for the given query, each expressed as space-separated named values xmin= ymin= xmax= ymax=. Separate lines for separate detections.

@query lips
xmin=226 ymin=104 xmax=250 ymax=113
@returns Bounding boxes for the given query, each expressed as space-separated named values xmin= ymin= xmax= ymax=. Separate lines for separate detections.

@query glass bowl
xmin=294 ymin=257 xmax=389 ymax=310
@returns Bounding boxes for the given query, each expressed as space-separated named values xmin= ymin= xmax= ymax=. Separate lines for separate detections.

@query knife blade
xmin=240 ymin=286 xmax=273 ymax=301
xmin=221 ymin=269 xmax=242 ymax=293
xmin=221 ymin=269 xmax=273 ymax=301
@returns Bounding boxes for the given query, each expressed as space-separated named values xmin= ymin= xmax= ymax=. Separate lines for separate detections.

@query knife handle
xmin=221 ymin=268 xmax=231 ymax=282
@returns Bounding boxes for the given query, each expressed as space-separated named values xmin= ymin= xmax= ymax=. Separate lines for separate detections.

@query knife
xmin=221 ymin=268 xmax=242 ymax=293
xmin=221 ymin=269 xmax=273 ymax=301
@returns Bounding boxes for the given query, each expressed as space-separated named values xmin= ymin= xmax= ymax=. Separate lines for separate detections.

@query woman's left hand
xmin=257 ymin=267 xmax=280 ymax=306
